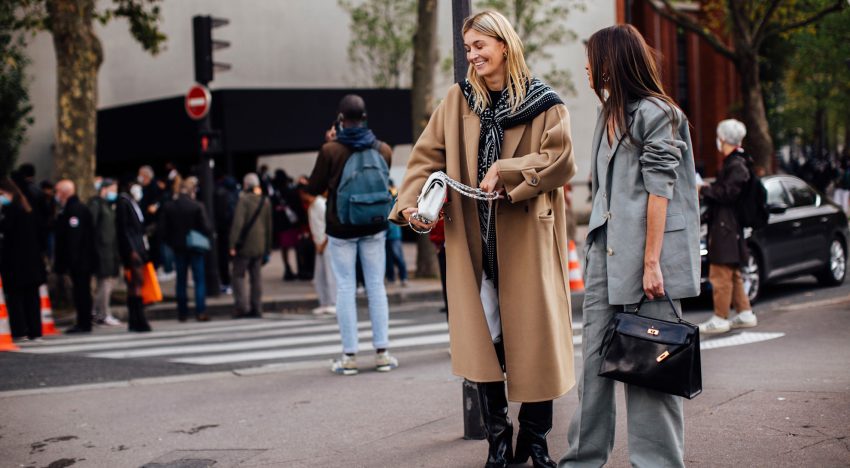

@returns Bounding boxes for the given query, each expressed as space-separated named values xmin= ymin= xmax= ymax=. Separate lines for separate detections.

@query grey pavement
xmin=1 ymin=274 xmax=848 ymax=467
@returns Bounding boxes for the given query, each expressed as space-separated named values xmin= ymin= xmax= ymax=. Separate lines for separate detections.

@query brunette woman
xmin=0 ymin=178 xmax=46 ymax=341
xmin=391 ymin=10 xmax=577 ymax=468
xmin=559 ymin=25 xmax=701 ymax=467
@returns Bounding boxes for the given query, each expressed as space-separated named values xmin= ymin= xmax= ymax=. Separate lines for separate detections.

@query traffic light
xmin=193 ymin=15 xmax=231 ymax=85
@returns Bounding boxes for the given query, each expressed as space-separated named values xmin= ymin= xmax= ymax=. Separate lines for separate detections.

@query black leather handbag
xmin=598 ymin=294 xmax=702 ymax=399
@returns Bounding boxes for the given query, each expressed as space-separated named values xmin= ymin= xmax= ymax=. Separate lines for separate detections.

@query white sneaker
xmin=331 ymin=354 xmax=358 ymax=375
xmin=157 ymin=271 xmax=176 ymax=282
xmin=311 ymin=306 xmax=326 ymax=316
xmin=698 ymin=315 xmax=731 ymax=334
xmin=375 ymin=351 xmax=398 ymax=372
xmin=103 ymin=315 xmax=123 ymax=326
xmin=323 ymin=306 xmax=337 ymax=315
xmin=730 ymin=310 xmax=757 ymax=329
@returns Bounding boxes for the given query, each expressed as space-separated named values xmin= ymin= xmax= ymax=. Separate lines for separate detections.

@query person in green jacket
xmin=88 ymin=178 xmax=122 ymax=326
xmin=229 ymin=173 xmax=272 ymax=318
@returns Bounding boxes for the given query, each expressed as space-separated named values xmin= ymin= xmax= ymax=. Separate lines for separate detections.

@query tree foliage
xmin=0 ymin=2 xmax=33 ymax=177
xmin=476 ymin=0 xmax=585 ymax=96
xmin=647 ymin=0 xmax=847 ymax=171
xmin=770 ymin=6 xmax=850 ymax=155
xmin=339 ymin=0 xmax=417 ymax=88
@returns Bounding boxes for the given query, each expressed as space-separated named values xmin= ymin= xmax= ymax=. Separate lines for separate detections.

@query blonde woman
xmin=391 ymin=10 xmax=576 ymax=468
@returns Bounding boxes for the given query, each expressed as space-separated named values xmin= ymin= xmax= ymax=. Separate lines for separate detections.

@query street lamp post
xmin=451 ymin=0 xmax=486 ymax=442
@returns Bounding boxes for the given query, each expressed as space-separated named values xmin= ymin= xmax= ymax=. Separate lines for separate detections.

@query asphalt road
xmin=0 ymin=275 xmax=848 ymax=467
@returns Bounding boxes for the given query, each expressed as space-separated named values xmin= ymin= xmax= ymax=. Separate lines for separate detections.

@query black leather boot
xmin=477 ymin=381 xmax=513 ymax=468
xmin=513 ymin=400 xmax=555 ymax=468
xmin=127 ymin=297 xmax=151 ymax=332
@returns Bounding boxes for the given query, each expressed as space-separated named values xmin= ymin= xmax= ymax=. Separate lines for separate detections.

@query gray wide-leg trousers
xmin=559 ymin=227 xmax=685 ymax=468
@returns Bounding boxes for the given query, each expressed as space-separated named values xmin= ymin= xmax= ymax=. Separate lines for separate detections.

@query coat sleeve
xmin=305 ymin=148 xmax=332 ymax=197
xmin=701 ymin=160 xmax=750 ymax=205
xmin=389 ymin=97 xmax=448 ymax=224
xmin=264 ymin=199 xmax=273 ymax=255
xmin=637 ymin=102 xmax=688 ymax=200
xmin=229 ymin=196 xmax=246 ymax=250
xmin=498 ymin=104 xmax=577 ymax=203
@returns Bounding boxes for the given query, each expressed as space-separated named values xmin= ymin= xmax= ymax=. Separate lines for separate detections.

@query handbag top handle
xmin=633 ymin=291 xmax=683 ymax=321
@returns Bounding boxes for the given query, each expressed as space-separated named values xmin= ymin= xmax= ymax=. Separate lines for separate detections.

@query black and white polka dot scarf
xmin=461 ymin=78 xmax=562 ymax=288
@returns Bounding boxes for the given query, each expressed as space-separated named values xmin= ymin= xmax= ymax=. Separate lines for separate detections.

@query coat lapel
xmin=500 ymin=125 xmax=526 ymax=161
xmin=463 ymin=114 xmax=480 ymax=185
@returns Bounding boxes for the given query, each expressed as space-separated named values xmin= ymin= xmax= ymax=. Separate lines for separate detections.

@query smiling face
xmin=464 ymin=29 xmax=507 ymax=88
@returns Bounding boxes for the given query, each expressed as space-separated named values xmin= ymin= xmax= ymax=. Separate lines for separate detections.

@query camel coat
xmin=390 ymin=84 xmax=577 ymax=402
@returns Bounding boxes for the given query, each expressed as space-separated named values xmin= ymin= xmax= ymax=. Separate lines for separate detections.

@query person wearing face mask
xmin=392 ymin=10 xmax=576 ymax=467
xmin=54 ymin=179 xmax=97 ymax=334
xmin=88 ymin=178 xmax=122 ymax=327
xmin=0 ymin=178 xmax=46 ymax=341
xmin=697 ymin=119 xmax=757 ymax=334
xmin=116 ymin=179 xmax=152 ymax=332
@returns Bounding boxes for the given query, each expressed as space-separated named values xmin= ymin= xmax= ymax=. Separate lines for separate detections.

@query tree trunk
xmin=411 ymin=0 xmax=439 ymax=278
xmin=737 ymin=53 xmax=775 ymax=175
xmin=47 ymin=0 xmax=102 ymax=201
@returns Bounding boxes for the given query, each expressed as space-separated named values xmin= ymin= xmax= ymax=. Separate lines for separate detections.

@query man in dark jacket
xmin=229 ymin=173 xmax=272 ymax=318
xmin=55 ymin=179 xmax=96 ymax=333
xmin=214 ymin=176 xmax=239 ymax=293
xmin=305 ymin=94 xmax=397 ymax=375
xmin=116 ymin=180 xmax=152 ymax=332
xmin=89 ymin=178 xmax=122 ymax=326
xmin=698 ymin=119 xmax=757 ymax=334
xmin=159 ymin=177 xmax=213 ymax=321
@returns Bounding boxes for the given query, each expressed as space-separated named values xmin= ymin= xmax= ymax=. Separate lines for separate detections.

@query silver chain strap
xmin=408 ymin=171 xmax=499 ymax=235
xmin=438 ymin=172 xmax=500 ymax=201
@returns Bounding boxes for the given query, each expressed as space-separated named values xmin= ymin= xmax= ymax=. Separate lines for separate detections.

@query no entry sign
xmin=185 ymin=84 xmax=211 ymax=120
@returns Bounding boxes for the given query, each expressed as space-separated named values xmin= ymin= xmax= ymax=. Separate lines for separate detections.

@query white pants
xmin=314 ymin=252 xmax=337 ymax=307
xmin=92 ymin=276 xmax=116 ymax=320
xmin=480 ymin=273 xmax=502 ymax=342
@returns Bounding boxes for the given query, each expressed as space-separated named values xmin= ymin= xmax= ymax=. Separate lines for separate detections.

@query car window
xmin=765 ymin=179 xmax=791 ymax=207
xmin=783 ymin=178 xmax=818 ymax=208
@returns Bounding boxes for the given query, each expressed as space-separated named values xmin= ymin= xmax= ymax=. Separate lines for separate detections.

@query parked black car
xmin=700 ymin=174 xmax=849 ymax=303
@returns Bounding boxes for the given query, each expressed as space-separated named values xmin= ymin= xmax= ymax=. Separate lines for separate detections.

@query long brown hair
xmin=586 ymin=24 xmax=680 ymax=143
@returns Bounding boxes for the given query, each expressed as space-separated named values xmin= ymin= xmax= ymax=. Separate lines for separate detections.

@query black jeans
xmin=6 ymin=285 xmax=42 ymax=339
xmin=70 ymin=271 xmax=93 ymax=330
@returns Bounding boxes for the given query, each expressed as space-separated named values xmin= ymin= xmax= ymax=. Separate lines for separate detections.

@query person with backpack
xmin=229 ymin=173 xmax=272 ymax=319
xmin=698 ymin=119 xmax=758 ymax=334
xmin=305 ymin=94 xmax=397 ymax=376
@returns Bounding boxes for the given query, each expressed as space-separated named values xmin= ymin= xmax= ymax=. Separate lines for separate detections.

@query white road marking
xmin=18 ymin=319 xmax=416 ymax=354
xmin=171 ymin=334 xmax=454 ymax=365
xmin=88 ymin=322 xmax=450 ymax=359
xmin=700 ymin=331 xmax=786 ymax=350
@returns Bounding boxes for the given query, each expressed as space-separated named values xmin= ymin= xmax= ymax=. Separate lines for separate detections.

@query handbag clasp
xmin=656 ymin=350 xmax=670 ymax=362
xmin=647 ymin=327 xmax=660 ymax=336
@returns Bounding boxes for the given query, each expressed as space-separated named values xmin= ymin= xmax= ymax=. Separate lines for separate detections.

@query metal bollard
xmin=462 ymin=379 xmax=486 ymax=440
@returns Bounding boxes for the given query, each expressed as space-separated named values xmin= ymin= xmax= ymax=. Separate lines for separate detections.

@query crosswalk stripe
xmin=87 ymin=322 xmax=450 ymax=359
xmin=19 ymin=319 xmax=417 ymax=354
xmin=27 ymin=318 xmax=321 ymax=345
xmin=171 ymin=333 xmax=453 ymax=365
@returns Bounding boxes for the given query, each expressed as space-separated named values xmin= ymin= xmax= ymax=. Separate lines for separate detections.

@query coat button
xmin=607 ymin=247 xmax=614 ymax=256
xmin=531 ymin=176 xmax=539 ymax=185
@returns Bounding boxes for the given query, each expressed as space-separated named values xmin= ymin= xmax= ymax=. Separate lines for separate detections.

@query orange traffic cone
xmin=0 ymin=276 xmax=20 ymax=352
xmin=39 ymin=284 xmax=59 ymax=336
xmin=567 ymin=240 xmax=585 ymax=292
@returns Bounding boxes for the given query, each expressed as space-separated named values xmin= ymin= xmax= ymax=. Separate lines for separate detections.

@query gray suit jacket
xmin=587 ymin=98 xmax=701 ymax=304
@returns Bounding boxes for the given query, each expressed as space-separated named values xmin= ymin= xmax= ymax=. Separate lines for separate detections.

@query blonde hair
xmin=462 ymin=10 xmax=532 ymax=113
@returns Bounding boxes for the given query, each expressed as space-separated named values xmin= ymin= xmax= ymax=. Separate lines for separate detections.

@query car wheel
xmin=816 ymin=237 xmax=847 ymax=286
xmin=741 ymin=251 xmax=761 ymax=304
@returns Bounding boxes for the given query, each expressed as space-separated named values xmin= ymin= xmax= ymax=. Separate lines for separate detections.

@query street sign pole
xmin=452 ymin=0 xmax=486 ymax=442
